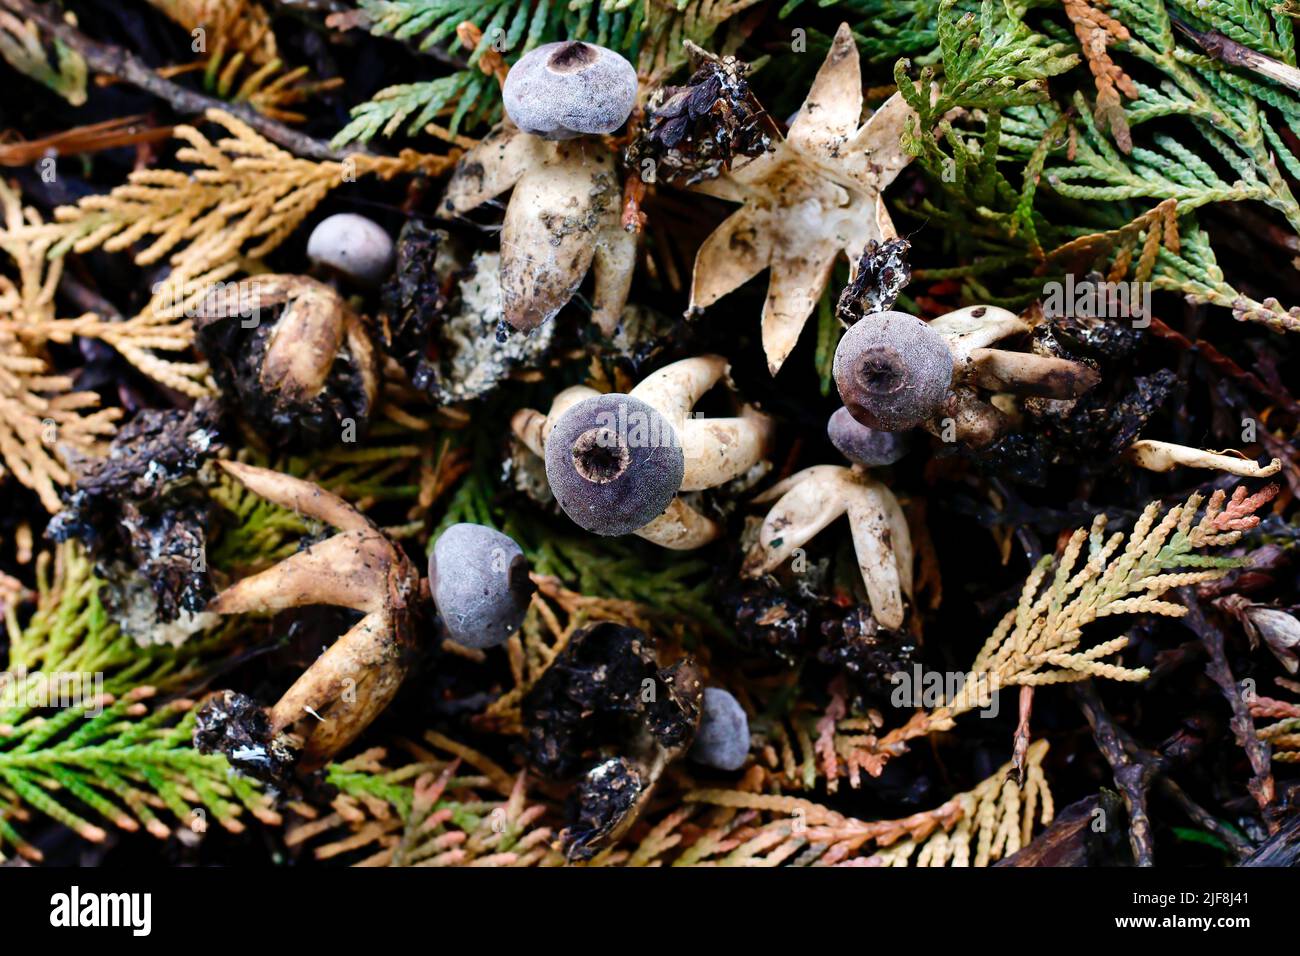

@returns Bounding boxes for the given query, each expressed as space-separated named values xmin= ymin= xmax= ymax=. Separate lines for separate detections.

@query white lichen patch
xmin=436 ymin=251 xmax=555 ymax=402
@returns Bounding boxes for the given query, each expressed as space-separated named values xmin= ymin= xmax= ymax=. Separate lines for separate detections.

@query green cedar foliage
xmin=896 ymin=0 xmax=1300 ymax=330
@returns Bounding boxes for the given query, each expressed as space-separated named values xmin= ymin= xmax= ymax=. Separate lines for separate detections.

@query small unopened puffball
xmin=827 ymin=406 xmax=908 ymax=467
xmin=503 ymin=41 xmax=638 ymax=140
xmin=429 ymin=523 xmax=534 ymax=649
xmin=833 ymin=311 xmax=953 ymax=432
xmin=689 ymin=688 xmax=749 ymax=771
xmin=307 ymin=213 xmax=395 ymax=289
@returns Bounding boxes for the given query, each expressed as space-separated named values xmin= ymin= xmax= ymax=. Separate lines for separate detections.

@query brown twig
xmin=1062 ymin=689 xmax=1253 ymax=860
xmin=1148 ymin=316 xmax=1300 ymax=420
xmin=1177 ymin=588 xmax=1278 ymax=829
xmin=1072 ymin=681 xmax=1156 ymax=865
xmin=621 ymin=176 xmax=647 ymax=233
xmin=56 ymin=268 xmax=126 ymax=322
xmin=996 ymin=792 xmax=1124 ymax=866
xmin=1240 ymin=812 xmax=1300 ymax=866
xmin=1172 ymin=14 xmax=1300 ymax=92
xmin=0 ymin=115 xmax=173 ymax=165
xmin=1157 ymin=776 xmax=1252 ymax=858
xmin=0 ymin=0 xmax=349 ymax=161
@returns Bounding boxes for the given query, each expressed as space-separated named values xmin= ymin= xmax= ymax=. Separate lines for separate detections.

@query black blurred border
xmin=0 ymin=866 xmax=1283 ymax=943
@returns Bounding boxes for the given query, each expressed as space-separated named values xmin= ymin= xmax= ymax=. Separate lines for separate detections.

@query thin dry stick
xmin=1074 ymin=680 xmax=1253 ymax=862
xmin=1072 ymin=681 xmax=1156 ymax=865
xmin=0 ymin=0 xmax=347 ymax=160
xmin=1178 ymin=588 xmax=1277 ymax=829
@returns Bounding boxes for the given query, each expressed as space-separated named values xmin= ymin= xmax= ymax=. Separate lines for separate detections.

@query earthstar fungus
xmin=195 ymin=461 xmax=420 ymax=774
xmin=542 ymin=393 xmax=685 ymax=537
xmin=306 ymin=213 xmax=395 ymax=290
xmin=441 ymin=42 xmax=639 ymax=335
xmin=743 ymin=410 xmax=915 ymax=630
xmin=833 ymin=311 xmax=953 ymax=432
xmin=512 ymin=354 xmax=773 ymax=548
xmin=502 ymin=41 xmax=638 ymax=140
xmin=689 ymin=687 xmax=751 ymax=771
xmin=688 ymin=23 xmax=919 ymax=374
xmin=834 ymin=306 xmax=1102 ymax=447
xmin=1124 ymin=439 xmax=1282 ymax=478
xmin=195 ymin=275 xmax=380 ymax=446
xmin=827 ymin=406 xmax=908 ymax=467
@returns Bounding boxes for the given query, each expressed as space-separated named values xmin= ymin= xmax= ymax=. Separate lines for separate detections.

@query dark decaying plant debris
xmin=195 ymin=275 xmax=381 ymax=446
xmin=817 ymin=604 xmax=917 ymax=707
xmin=379 ymin=220 xmax=554 ymax=404
xmin=979 ymin=308 xmax=1178 ymax=483
xmin=837 ymin=238 xmax=914 ymax=325
xmin=47 ymin=399 xmax=223 ymax=642
xmin=192 ymin=688 xmax=300 ymax=790
xmin=521 ymin=621 xmax=702 ymax=859
xmin=625 ymin=44 xmax=774 ymax=189
xmin=522 ymin=621 xmax=701 ymax=778
xmin=2 ymin=0 xmax=1300 ymax=880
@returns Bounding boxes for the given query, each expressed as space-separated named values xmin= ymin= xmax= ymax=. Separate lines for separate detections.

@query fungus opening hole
xmin=572 ymin=427 xmax=630 ymax=483
xmin=508 ymin=553 xmax=534 ymax=597
xmin=856 ymin=345 xmax=907 ymax=396
xmin=548 ymin=42 xmax=598 ymax=73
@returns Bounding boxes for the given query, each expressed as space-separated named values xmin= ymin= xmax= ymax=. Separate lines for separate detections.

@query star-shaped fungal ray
xmin=688 ymin=23 xmax=918 ymax=375
xmin=442 ymin=123 xmax=634 ymax=335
